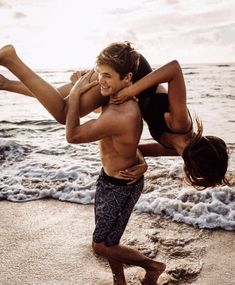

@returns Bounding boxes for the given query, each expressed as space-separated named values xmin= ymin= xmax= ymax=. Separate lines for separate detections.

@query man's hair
xmin=96 ymin=41 xmax=140 ymax=80
xmin=182 ymin=116 xmax=229 ymax=189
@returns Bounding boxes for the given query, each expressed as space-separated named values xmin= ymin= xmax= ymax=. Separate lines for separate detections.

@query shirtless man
xmin=0 ymin=42 xmax=165 ymax=285
xmin=65 ymin=42 xmax=166 ymax=285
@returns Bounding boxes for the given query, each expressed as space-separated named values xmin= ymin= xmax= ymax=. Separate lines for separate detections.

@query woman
xmin=0 ymin=44 xmax=229 ymax=189
xmin=115 ymin=60 xmax=229 ymax=189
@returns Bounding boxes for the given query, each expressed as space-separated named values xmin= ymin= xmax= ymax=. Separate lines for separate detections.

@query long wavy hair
xmin=182 ymin=116 xmax=229 ymax=189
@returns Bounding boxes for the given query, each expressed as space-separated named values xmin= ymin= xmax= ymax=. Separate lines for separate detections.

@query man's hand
xmin=69 ymin=75 xmax=98 ymax=99
xmin=66 ymin=76 xmax=99 ymax=143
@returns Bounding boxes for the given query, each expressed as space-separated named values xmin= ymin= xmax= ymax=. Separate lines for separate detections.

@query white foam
xmin=1 ymin=64 xmax=235 ymax=231
xmin=135 ymin=186 xmax=235 ymax=231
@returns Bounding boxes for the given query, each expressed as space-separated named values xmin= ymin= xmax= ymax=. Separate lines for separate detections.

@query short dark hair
xmin=96 ymin=41 xmax=140 ymax=80
xmin=182 ymin=116 xmax=229 ymax=189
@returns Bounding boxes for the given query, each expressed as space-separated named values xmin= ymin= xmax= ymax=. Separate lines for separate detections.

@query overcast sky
xmin=1 ymin=0 xmax=235 ymax=69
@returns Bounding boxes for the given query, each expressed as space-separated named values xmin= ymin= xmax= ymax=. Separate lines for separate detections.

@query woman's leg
xmin=0 ymin=74 xmax=73 ymax=98
xmin=0 ymin=45 xmax=68 ymax=123
xmin=0 ymin=45 xmax=107 ymax=124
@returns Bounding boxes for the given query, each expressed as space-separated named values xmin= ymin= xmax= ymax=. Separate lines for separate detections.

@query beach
xmin=0 ymin=200 xmax=234 ymax=285
xmin=0 ymin=63 xmax=235 ymax=284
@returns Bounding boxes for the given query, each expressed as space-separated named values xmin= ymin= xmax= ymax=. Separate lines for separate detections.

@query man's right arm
xmin=66 ymin=82 xmax=121 ymax=144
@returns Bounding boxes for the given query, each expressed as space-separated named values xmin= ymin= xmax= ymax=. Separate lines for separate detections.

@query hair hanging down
xmin=96 ymin=41 xmax=140 ymax=80
xmin=182 ymin=116 xmax=229 ymax=189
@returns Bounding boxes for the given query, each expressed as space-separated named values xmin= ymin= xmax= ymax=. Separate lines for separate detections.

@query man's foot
xmin=100 ymin=281 xmax=127 ymax=285
xmin=138 ymin=262 xmax=166 ymax=285
xmin=0 ymin=45 xmax=16 ymax=66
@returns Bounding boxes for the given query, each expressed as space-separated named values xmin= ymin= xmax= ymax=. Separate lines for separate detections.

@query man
xmin=66 ymin=42 xmax=166 ymax=285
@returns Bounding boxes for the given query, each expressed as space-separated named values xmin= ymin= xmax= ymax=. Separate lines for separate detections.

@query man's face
xmin=96 ymin=64 xmax=130 ymax=97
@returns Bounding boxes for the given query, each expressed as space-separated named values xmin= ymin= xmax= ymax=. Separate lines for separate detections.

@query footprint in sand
xmin=137 ymin=270 xmax=175 ymax=285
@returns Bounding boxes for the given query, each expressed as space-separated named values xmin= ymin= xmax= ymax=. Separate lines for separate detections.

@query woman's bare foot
xmin=138 ymin=262 xmax=166 ymax=285
xmin=0 ymin=45 xmax=17 ymax=66
xmin=70 ymin=71 xmax=82 ymax=85
xmin=70 ymin=69 xmax=97 ymax=85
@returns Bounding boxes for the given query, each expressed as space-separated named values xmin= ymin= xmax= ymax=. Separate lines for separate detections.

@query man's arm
xmin=66 ymin=81 xmax=120 ymax=144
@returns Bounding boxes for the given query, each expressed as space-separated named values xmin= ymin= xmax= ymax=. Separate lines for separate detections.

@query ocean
xmin=0 ymin=64 xmax=234 ymax=231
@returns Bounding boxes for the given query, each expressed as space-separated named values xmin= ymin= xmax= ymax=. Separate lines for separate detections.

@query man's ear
xmin=124 ymin=72 xmax=133 ymax=83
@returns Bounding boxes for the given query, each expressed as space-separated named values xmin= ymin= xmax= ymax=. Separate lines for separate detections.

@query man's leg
xmin=93 ymin=173 xmax=165 ymax=284
xmin=108 ymin=258 xmax=126 ymax=285
xmin=93 ymin=242 xmax=166 ymax=285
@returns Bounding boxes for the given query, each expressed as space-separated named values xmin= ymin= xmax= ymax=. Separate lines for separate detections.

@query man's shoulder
xmin=100 ymin=101 xmax=141 ymax=128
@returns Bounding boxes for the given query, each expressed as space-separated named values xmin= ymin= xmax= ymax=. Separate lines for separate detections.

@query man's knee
xmin=92 ymin=240 xmax=107 ymax=256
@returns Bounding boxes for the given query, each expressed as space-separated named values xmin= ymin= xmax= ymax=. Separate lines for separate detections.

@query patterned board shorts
xmin=93 ymin=168 xmax=144 ymax=247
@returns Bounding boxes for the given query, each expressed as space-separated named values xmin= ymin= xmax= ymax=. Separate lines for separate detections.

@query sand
xmin=0 ymin=199 xmax=234 ymax=285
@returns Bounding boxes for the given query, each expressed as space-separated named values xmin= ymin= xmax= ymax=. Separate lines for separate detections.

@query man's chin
xmin=101 ymin=91 xmax=111 ymax=97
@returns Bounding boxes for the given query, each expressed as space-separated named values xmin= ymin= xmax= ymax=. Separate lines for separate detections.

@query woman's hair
xmin=182 ymin=116 xmax=229 ymax=189
xmin=96 ymin=41 xmax=140 ymax=80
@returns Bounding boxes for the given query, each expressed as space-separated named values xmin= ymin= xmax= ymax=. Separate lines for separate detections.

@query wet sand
xmin=0 ymin=200 xmax=234 ymax=285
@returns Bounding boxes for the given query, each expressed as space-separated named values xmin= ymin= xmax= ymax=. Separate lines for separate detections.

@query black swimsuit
xmin=135 ymin=55 xmax=192 ymax=149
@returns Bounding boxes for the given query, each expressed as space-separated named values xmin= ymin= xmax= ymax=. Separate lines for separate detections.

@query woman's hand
xmin=119 ymin=163 xmax=148 ymax=184
xmin=110 ymin=85 xmax=134 ymax=104
xmin=119 ymin=149 xmax=148 ymax=184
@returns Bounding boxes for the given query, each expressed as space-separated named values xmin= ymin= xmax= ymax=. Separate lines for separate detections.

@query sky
xmin=0 ymin=0 xmax=235 ymax=69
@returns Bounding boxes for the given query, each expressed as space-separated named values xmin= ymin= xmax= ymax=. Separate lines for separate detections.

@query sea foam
xmin=0 ymin=64 xmax=234 ymax=231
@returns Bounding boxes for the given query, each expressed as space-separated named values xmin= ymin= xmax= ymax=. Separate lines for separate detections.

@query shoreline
xmin=0 ymin=199 xmax=234 ymax=285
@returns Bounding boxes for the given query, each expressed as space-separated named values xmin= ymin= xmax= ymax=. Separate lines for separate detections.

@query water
xmin=0 ymin=64 xmax=234 ymax=231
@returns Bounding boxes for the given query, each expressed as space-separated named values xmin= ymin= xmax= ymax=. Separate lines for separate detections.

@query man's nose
xmin=99 ymin=76 xmax=105 ymax=85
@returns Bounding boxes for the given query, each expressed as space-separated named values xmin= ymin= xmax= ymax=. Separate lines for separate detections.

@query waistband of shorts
xmin=99 ymin=168 xmax=143 ymax=186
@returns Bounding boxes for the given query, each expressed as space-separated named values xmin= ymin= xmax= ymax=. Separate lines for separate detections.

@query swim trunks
xmin=93 ymin=168 xmax=144 ymax=247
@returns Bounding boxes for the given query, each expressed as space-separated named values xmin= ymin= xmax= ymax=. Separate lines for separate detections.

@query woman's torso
xmin=135 ymin=55 xmax=192 ymax=149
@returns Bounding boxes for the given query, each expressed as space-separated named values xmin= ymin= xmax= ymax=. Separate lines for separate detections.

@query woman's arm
xmin=118 ymin=143 xmax=178 ymax=181
xmin=119 ymin=148 xmax=148 ymax=183
xmin=138 ymin=143 xmax=178 ymax=157
xmin=113 ymin=60 xmax=190 ymax=131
